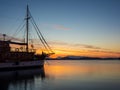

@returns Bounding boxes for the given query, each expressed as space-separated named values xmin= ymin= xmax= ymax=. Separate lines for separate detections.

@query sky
xmin=0 ymin=0 xmax=120 ymax=58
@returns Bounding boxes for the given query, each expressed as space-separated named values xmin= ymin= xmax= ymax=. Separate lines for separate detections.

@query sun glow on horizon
xmin=9 ymin=40 xmax=120 ymax=58
xmin=0 ymin=0 xmax=120 ymax=59
xmin=46 ymin=41 xmax=120 ymax=58
xmin=47 ymin=48 xmax=120 ymax=58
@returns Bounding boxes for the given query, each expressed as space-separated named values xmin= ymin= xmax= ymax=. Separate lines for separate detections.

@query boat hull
xmin=0 ymin=60 xmax=44 ymax=71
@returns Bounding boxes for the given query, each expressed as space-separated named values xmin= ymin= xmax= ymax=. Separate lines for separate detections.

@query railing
xmin=10 ymin=47 xmax=36 ymax=53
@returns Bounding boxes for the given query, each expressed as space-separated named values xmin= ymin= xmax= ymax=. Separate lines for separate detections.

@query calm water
xmin=0 ymin=60 xmax=120 ymax=90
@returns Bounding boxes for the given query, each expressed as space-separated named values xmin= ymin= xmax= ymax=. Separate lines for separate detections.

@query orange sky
xmin=50 ymin=49 xmax=120 ymax=58
xmin=8 ymin=38 xmax=120 ymax=58
xmin=7 ymin=39 xmax=120 ymax=58
xmin=0 ymin=0 xmax=120 ymax=59
xmin=35 ymin=41 xmax=120 ymax=58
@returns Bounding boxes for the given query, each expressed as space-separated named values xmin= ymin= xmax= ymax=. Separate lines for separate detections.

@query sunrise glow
xmin=0 ymin=0 xmax=120 ymax=58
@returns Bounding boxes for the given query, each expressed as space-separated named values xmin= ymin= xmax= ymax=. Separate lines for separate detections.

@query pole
xmin=26 ymin=5 xmax=30 ymax=52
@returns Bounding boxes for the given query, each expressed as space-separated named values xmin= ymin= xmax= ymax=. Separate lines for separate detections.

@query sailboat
xmin=0 ymin=5 xmax=54 ymax=70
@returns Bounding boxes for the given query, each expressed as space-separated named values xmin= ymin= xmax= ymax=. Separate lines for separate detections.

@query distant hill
xmin=47 ymin=55 xmax=120 ymax=60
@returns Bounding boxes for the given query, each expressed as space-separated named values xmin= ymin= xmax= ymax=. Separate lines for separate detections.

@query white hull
xmin=0 ymin=60 xmax=44 ymax=70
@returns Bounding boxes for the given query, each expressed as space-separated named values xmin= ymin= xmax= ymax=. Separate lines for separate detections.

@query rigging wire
xmin=8 ymin=6 xmax=54 ymax=55
xmin=10 ymin=22 xmax=25 ymax=41
xmin=30 ymin=19 xmax=50 ymax=53
xmin=29 ymin=22 xmax=43 ymax=51
xmin=11 ymin=20 xmax=24 ymax=37
xmin=29 ymin=11 xmax=54 ymax=53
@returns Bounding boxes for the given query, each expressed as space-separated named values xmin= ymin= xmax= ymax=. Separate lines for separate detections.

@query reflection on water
xmin=44 ymin=60 xmax=120 ymax=90
xmin=0 ymin=67 xmax=45 ymax=90
xmin=0 ymin=60 xmax=120 ymax=90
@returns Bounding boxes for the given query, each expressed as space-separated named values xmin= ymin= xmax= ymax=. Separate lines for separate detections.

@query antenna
xmin=3 ymin=34 xmax=6 ymax=41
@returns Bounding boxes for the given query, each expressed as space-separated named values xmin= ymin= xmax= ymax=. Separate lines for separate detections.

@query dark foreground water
xmin=0 ymin=60 xmax=120 ymax=90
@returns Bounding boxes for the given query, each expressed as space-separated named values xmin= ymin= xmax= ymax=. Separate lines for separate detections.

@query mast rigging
xmin=9 ymin=5 xmax=54 ymax=54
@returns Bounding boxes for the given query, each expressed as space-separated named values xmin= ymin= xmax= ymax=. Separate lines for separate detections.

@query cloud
xmin=41 ymin=23 xmax=71 ymax=30
xmin=49 ymin=41 xmax=104 ymax=50
xmin=49 ymin=41 xmax=120 ymax=57
xmin=74 ymin=44 xmax=102 ymax=49
xmin=49 ymin=41 xmax=69 ymax=45
xmin=53 ymin=24 xmax=71 ymax=30
xmin=89 ymin=49 xmax=120 ymax=54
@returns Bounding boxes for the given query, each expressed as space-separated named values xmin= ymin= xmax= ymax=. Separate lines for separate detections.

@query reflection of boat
xmin=0 ymin=5 xmax=54 ymax=70
xmin=0 ymin=68 xmax=45 ymax=90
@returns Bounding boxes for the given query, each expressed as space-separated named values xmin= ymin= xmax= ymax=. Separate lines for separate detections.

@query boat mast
xmin=26 ymin=5 xmax=30 ymax=52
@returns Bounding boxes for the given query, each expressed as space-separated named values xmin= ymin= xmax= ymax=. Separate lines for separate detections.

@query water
xmin=0 ymin=60 xmax=120 ymax=90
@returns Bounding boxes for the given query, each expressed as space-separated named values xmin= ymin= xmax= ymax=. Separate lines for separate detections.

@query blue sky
xmin=0 ymin=0 xmax=120 ymax=57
